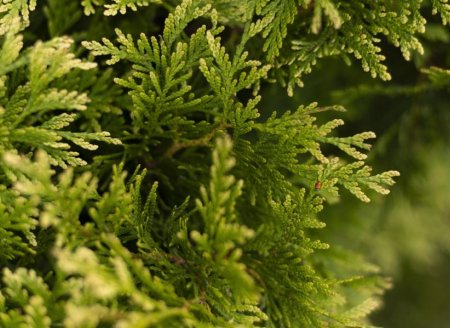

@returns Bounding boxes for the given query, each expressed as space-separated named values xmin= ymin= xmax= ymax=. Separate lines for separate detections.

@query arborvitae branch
xmin=3 ymin=0 xmax=445 ymax=326
xmin=0 ymin=20 xmax=121 ymax=168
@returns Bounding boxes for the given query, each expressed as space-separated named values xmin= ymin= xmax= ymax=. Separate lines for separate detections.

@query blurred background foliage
xmin=260 ymin=10 xmax=450 ymax=328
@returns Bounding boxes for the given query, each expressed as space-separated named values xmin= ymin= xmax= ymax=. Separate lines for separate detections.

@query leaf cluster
xmin=2 ymin=0 xmax=446 ymax=327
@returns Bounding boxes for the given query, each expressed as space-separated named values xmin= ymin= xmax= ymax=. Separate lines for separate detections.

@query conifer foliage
xmin=0 ymin=0 xmax=447 ymax=327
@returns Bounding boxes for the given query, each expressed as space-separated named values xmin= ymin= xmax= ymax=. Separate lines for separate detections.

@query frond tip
xmin=327 ymin=159 xmax=401 ymax=202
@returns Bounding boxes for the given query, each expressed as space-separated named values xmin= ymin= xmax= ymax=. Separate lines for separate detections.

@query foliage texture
xmin=0 ymin=0 xmax=448 ymax=327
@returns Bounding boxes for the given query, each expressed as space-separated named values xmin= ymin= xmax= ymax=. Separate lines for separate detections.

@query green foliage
xmin=0 ymin=184 xmax=38 ymax=263
xmin=422 ymin=65 xmax=450 ymax=87
xmin=1 ymin=0 xmax=447 ymax=327
xmin=81 ymin=0 xmax=160 ymax=16
xmin=44 ymin=0 xmax=82 ymax=37
xmin=321 ymin=44 xmax=450 ymax=277
xmin=0 ymin=0 xmax=36 ymax=35
xmin=432 ymin=0 xmax=450 ymax=25
xmin=0 ymin=18 xmax=121 ymax=168
xmin=296 ymin=9 xmax=449 ymax=325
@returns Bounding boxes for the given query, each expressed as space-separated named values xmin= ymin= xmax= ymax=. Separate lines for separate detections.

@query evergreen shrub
xmin=0 ymin=1 xmax=448 ymax=327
